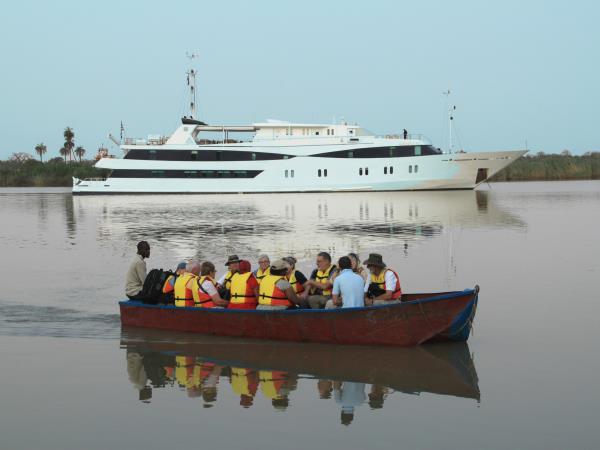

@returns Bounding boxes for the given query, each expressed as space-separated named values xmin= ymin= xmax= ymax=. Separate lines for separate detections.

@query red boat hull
xmin=120 ymin=289 xmax=477 ymax=347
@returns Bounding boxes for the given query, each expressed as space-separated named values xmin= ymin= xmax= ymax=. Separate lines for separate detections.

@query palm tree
xmin=64 ymin=127 xmax=75 ymax=161
xmin=59 ymin=147 xmax=69 ymax=162
xmin=34 ymin=143 xmax=47 ymax=162
xmin=74 ymin=146 xmax=86 ymax=162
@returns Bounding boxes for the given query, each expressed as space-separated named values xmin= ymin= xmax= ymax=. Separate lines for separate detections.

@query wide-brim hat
xmin=225 ymin=255 xmax=241 ymax=266
xmin=362 ymin=253 xmax=386 ymax=267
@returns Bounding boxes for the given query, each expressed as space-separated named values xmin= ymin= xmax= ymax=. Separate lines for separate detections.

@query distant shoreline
xmin=1 ymin=153 xmax=598 ymax=187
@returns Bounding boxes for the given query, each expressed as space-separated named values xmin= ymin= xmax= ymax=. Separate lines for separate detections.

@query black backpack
xmin=141 ymin=269 xmax=175 ymax=305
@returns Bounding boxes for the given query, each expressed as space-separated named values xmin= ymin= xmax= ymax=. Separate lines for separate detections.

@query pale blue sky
xmin=1 ymin=0 xmax=598 ymax=159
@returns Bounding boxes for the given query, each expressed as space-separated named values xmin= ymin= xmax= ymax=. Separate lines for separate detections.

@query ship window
xmin=149 ymin=150 xmax=157 ymax=160
xmin=409 ymin=165 xmax=413 ymax=173
xmin=324 ymin=169 xmax=328 ymax=177
xmin=285 ymin=169 xmax=289 ymax=178
xmin=184 ymin=171 xmax=197 ymax=178
xmin=415 ymin=165 xmax=419 ymax=173
xmin=216 ymin=151 xmax=222 ymax=161
xmin=190 ymin=151 xmax=198 ymax=161
xmin=384 ymin=167 xmax=388 ymax=174
xmin=359 ymin=168 xmax=363 ymax=176
xmin=283 ymin=155 xmax=289 ymax=159
xmin=234 ymin=170 xmax=247 ymax=177
xmin=331 ymin=129 xmax=334 ymax=136
xmin=291 ymin=170 xmax=295 ymax=178
xmin=252 ymin=153 xmax=256 ymax=160
xmin=316 ymin=131 xmax=320 ymax=136
xmin=347 ymin=151 xmax=353 ymax=158
xmin=390 ymin=166 xmax=394 ymax=174
xmin=415 ymin=146 xmax=421 ymax=156
xmin=389 ymin=148 xmax=395 ymax=157
xmin=151 ymin=170 xmax=165 ymax=177
xmin=365 ymin=167 xmax=369 ymax=175
xmin=349 ymin=129 xmax=354 ymax=135
xmin=318 ymin=169 xmax=322 ymax=177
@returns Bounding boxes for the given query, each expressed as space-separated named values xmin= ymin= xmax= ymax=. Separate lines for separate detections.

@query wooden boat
xmin=120 ymin=286 xmax=479 ymax=347
xmin=121 ymin=328 xmax=480 ymax=400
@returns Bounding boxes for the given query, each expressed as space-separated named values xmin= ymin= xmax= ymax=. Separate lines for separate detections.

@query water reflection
xmin=121 ymin=328 xmax=480 ymax=425
xmin=72 ymin=190 xmax=525 ymax=264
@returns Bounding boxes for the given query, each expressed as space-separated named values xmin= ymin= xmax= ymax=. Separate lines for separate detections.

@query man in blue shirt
xmin=326 ymin=256 xmax=365 ymax=309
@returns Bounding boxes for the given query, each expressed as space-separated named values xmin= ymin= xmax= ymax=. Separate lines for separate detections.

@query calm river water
xmin=1 ymin=182 xmax=599 ymax=450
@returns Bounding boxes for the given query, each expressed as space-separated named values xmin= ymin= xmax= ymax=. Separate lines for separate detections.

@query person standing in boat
xmin=174 ymin=261 xmax=201 ymax=307
xmin=363 ymin=254 xmax=402 ymax=306
xmin=228 ymin=260 xmax=259 ymax=310
xmin=257 ymin=259 xmax=305 ymax=310
xmin=326 ymin=256 xmax=365 ymax=309
xmin=254 ymin=254 xmax=271 ymax=284
xmin=125 ymin=241 xmax=150 ymax=300
xmin=283 ymin=256 xmax=309 ymax=297
xmin=218 ymin=255 xmax=240 ymax=299
xmin=305 ymin=252 xmax=338 ymax=309
xmin=194 ymin=261 xmax=229 ymax=308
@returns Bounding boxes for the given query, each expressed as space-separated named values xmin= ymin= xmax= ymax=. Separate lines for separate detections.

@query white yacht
xmin=73 ymin=71 xmax=525 ymax=195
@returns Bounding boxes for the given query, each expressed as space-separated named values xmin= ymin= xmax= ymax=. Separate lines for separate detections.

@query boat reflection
xmin=121 ymin=327 xmax=480 ymax=424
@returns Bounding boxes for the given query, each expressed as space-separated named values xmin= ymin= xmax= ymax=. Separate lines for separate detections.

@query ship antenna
xmin=186 ymin=52 xmax=198 ymax=119
xmin=443 ymin=89 xmax=455 ymax=154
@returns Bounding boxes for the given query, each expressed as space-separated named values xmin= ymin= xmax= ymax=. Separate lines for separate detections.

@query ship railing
xmin=81 ymin=177 xmax=107 ymax=182
xmin=380 ymin=133 xmax=431 ymax=144
xmin=124 ymin=136 xmax=169 ymax=145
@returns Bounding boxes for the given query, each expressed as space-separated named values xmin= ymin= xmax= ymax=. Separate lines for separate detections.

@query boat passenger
xmin=362 ymin=253 xmax=402 ymax=306
xmin=174 ymin=260 xmax=200 ymax=307
xmin=348 ymin=253 xmax=368 ymax=283
xmin=228 ymin=260 xmax=259 ymax=310
xmin=257 ymin=259 xmax=305 ymax=310
xmin=162 ymin=261 xmax=187 ymax=296
xmin=306 ymin=251 xmax=338 ymax=309
xmin=194 ymin=261 xmax=229 ymax=308
xmin=254 ymin=254 xmax=271 ymax=284
xmin=283 ymin=256 xmax=308 ymax=297
xmin=326 ymin=256 xmax=365 ymax=309
xmin=125 ymin=241 xmax=150 ymax=300
xmin=218 ymin=255 xmax=241 ymax=299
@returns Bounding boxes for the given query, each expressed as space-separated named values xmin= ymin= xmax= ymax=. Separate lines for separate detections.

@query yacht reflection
xmin=77 ymin=190 xmax=525 ymax=263
xmin=121 ymin=328 xmax=480 ymax=424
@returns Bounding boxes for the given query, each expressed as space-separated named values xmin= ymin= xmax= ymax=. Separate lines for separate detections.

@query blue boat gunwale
xmin=119 ymin=287 xmax=477 ymax=314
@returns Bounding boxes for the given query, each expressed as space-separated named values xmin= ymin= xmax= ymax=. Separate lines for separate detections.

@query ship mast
xmin=186 ymin=52 xmax=198 ymax=119
xmin=443 ymin=89 xmax=456 ymax=154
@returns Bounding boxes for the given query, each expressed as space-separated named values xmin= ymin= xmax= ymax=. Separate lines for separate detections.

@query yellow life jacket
xmin=231 ymin=367 xmax=254 ymax=396
xmin=222 ymin=270 xmax=234 ymax=291
xmin=314 ymin=265 xmax=336 ymax=296
xmin=259 ymin=370 xmax=286 ymax=399
xmin=288 ymin=271 xmax=305 ymax=294
xmin=174 ymin=273 xmax=196 ymax=307
xmin=255 ymin=267 xmax=270 ymax=284
xmin=258 ymin=274 xmax=290 ymax=306
xmin=229 ymin=272 xmax=257 ymax=305
xmin=370 ymin=268 xmax=402 ymax=299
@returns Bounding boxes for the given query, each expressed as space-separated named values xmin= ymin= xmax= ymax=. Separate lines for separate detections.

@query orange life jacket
xmin=258 ymin=274 xmax=291 ymax=307
xmin=193 ymin=275 xmax=218 ymax=308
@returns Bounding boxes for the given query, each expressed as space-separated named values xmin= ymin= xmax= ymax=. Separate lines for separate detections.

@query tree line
xmin=490 ymin=151 xmax=600 ymax=181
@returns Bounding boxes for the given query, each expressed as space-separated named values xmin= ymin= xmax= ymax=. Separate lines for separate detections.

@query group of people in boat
xmin=125 ymin=241 xmax=402 ymax=309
